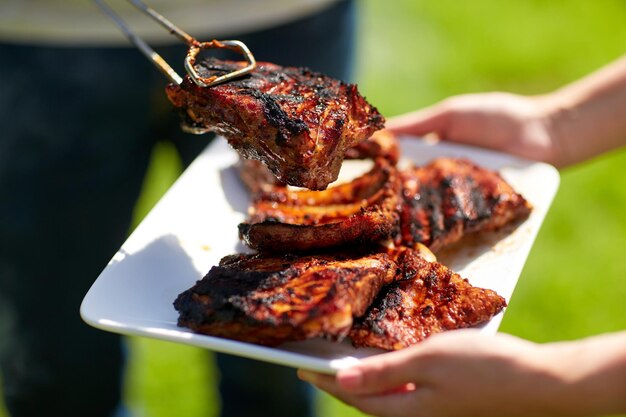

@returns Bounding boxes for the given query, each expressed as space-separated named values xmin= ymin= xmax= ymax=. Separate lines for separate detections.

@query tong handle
xmin=94 ymin=0 xmax=256 ymax=87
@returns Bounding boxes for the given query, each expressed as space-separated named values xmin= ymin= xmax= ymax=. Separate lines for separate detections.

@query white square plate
xmin=81 ymin=136 xmax=559 ymax=374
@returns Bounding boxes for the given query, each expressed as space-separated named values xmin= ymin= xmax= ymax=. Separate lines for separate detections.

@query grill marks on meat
xmin=396 ymin=158 xmax=532 ymax=252
xmin=239 ymin=156 xmax=531 ymax=254
xmin=174 ymin=246 xmax=507 ymax=349
xmin=174 ymin=252 xmax=395 ymax=346
xmin=165 ymin=58 xmax=384 ymax=190
xmin=239 ymin=158 xmax=400 ymax=253
xmin=174 ymin=123 xmax=529 ymax=349
xmin=350 ymin=248 xmax=507 ymax=350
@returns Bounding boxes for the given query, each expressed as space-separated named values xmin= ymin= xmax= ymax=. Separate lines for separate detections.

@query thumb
xmin=386 ymin=105 xmax=449 ymax=137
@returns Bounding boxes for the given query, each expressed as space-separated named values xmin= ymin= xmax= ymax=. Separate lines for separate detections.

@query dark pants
xmin=0 ymin=1 xmax=355 ymax=417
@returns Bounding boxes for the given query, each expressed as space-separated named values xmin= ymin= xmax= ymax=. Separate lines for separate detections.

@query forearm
xmin=543 ymin=330 xmax=626 ymax=416
xmin=546 ymin=55 xmax=626 ymax=167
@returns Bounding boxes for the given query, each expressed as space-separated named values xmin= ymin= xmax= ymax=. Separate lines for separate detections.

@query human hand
xmin=386 ymin=92 xmax=566 ymax=167
xmin=298 ymin=330 xmax=573 ymax=417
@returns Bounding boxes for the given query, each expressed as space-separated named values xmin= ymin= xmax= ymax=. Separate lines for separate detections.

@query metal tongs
xmin=94 ymin=0 xmax=256 ymax=87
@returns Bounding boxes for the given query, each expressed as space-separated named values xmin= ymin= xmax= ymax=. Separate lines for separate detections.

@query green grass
xmin=504 ymin=152 xmax=626 ymax=343
xmin=2 ymin=2 xmax=626 ymax=416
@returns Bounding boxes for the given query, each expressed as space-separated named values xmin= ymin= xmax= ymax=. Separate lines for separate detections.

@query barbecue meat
xmin=239 ymin=209 xmax=397 ymax=254
xmin=166 ymin=58 xmax=385 ymax=190
xmin=396 ymin=158 xmax=532 ymax=252
xmin=174 ymin=251 xmax=395 ymax=346
xmin=350 ymin=247 xmax=507 ymax=350
xmin=240 ymin=156 xmax=531 ymax=254
xmin=239 ymin=158 xmax=400 ymax=253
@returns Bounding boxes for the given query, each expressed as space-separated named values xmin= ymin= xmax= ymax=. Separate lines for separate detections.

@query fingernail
xmin=337 ymin=368 xmax=363 ymax=389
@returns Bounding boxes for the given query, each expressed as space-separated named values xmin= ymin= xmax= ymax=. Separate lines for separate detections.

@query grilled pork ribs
xmin=166 ymin=58 xmax=384 ymax=190
xmin=396 ymin=158 xmax=532 ymax=252
xmin=174 ymin=252 xmax=395 ymax=346
xmin=239 ymin=155 xmax=531 ymax=254
xmin=350 ymin=247 xmax=507 ymax=350
xmin=174 ymin=246 xmax=506 ymax=348
xmin=239 ymin=157 xmax=401 ymax=253
xmin=175 ymin=150 xmax=530 ymax=347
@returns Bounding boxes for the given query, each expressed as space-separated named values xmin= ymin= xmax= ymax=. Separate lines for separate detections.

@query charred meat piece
xmin=239 ymin=158 xmax=400 ymax=253
xmin=239 ymin=209 xmax=397 ymax=254
xmin=350 ymin=247 xmax=507 ymax=350
xmin=166 ymin=58 xmax=385 ymax=190
xmin=396 ymin=158 xmax=532 ymax=252
xmin=174 ymin=252 xmax=395 ymax=346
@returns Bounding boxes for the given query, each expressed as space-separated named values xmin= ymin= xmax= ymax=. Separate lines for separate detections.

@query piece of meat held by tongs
xmin=166 ymin=61 xmax=385 ymax=190
xmin=96 ymin=0 xmax=384 ymax=190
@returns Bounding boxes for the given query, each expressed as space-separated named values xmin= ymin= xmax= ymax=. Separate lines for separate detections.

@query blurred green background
xmin=2 ymin=1 xmax=625 ymax=416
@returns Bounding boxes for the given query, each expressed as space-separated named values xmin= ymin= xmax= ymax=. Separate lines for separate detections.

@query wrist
xmin=533 ymin=341 xmax=589 ymax=416
xmin=534 ymin=91 xmax=580 ymax=168
xmin=538 ymin=335 xmax=626 ymax=417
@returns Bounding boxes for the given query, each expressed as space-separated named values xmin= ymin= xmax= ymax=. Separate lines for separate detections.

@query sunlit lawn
xmin=2 ymin=1 xmax=625 ymax=416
